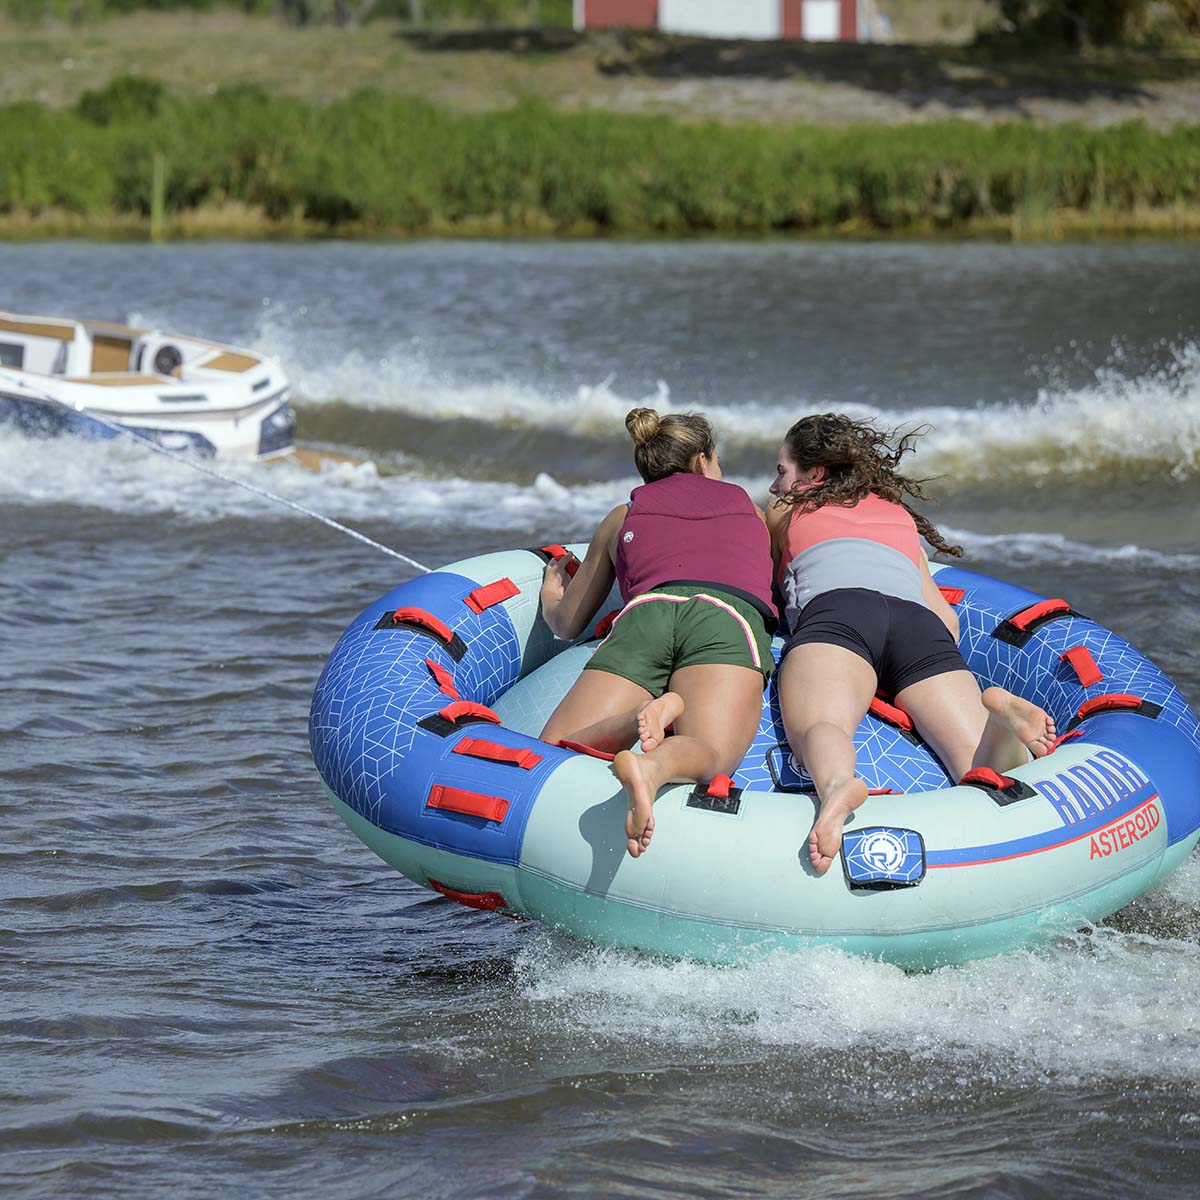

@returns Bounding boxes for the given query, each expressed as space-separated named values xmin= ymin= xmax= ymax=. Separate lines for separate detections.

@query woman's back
xmin=617 ymin=472 xmax=776 ymax=623
xmin=777 ymin=491 xmax=925 ymax=624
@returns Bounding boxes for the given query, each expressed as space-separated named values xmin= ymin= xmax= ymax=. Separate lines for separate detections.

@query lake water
xmin=2 ymin=240 xmax=1198 ymax=1198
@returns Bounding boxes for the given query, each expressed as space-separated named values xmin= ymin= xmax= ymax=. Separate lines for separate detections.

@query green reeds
xmin=0 ymin=83 xmax=1198 ymax=240
xmin=150 ymin=151 xmax=166 ymax=242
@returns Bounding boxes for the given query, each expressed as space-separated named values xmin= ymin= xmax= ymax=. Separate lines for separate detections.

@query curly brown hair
xmin=779 ymin=413 xmax=963 ymax=558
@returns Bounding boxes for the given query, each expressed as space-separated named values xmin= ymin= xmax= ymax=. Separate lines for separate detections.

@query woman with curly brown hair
xmin=539 ymin=407 xmax=777 ymax=859
xmin=767 ymin=413 xmax=1056 ymax=875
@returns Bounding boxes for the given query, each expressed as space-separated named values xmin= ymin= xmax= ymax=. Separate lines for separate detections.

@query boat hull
xmin=0 ymin=387 xmax=293 ymax=460
xmin=0 ymin=310 xmax=294 ymax=460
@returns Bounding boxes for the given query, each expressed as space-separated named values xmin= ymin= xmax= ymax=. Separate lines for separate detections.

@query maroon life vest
xmin=614 ymin=473 xmax=777 ymax=628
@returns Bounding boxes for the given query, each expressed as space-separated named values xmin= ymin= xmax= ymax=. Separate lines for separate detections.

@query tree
xmin=1164 ymin=0 xmax=1200 ymax=33
xmin=996 ymin=0 xmax=1149 ymax=47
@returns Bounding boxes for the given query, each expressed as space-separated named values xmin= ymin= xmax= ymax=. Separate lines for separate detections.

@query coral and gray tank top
xmin=777 ymin=492 xmax=926 ymax=627
xmin=615 ymin=473 xmax=777 ymax=629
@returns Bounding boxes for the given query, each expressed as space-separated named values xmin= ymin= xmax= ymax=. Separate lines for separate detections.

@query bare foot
xmin=614 ymin=750 xmax=657 ymax=858
xmin=808 ymin=777 xmax=869 ymax=875
xmin=636 ymin=692 xmax=685 ymax=753
xmin=982 ymin=686 xmax=1057 ymax=758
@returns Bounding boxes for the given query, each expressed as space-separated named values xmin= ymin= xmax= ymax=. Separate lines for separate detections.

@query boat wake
xmin=2 ymin=430 xmax=1197 ymax=574
xmin=513 ymin=852 xmax=1200 ymax=1085
xmin=248 ymin=320 xmax=1200 ymax=485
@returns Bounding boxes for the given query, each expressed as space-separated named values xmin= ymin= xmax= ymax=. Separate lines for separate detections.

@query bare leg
xmin=539 ymin=669 xmax=654 ymax=754
xmin=778 ymin=644 xmax=877 ymax=875
xmin=617 ymin=664 xmax=764 ymax=858
xmin=896 ymin=671 xmax=1056 ymax=781
xmin=895 ymin=670 xmax=988 ymax=782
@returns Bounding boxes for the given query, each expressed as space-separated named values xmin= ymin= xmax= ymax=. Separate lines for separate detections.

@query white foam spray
xmin=514 ymin=853 xmax=1200 ymax=1085
xmin=4 ymin=432 xmax=1196 ymax=574
xmin=247 ymin=315 xmax=1200 ymax=483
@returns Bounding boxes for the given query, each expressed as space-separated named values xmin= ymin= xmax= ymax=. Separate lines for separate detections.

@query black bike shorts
xmin=782 ymin=587 xmax=969 ymax=696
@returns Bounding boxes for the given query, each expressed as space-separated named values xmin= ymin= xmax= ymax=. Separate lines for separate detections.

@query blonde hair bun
xmin=625 ymin=407 xmax=661 ymax=446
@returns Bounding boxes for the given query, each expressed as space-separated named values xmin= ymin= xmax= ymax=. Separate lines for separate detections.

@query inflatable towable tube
xmin=309 ymin=546 xmax=1200 ymax=970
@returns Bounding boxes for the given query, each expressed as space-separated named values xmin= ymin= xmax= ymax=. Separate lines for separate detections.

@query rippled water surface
xmin=2 ymin=241 xmax=1199 ymax=1198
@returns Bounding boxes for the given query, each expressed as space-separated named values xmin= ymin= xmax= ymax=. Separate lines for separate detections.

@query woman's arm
xmin=539 ymin=504 xmax=625 ymax=640
xmin=919 ymin=553 xmax=960 ymax=643
xmin=764 ymin=498 xmax=791 ymax=575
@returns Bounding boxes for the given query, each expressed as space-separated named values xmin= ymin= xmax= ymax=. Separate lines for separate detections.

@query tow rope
xmin=17 ymin=377 xmax=432 ymax=574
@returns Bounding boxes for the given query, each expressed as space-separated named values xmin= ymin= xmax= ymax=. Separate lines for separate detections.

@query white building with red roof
xmin=574 ymin=0 xmax=872 ymax=41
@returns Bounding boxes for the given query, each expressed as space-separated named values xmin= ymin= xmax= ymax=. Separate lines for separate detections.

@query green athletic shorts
xmin=584 ymin=584 xmax=775 ymax=695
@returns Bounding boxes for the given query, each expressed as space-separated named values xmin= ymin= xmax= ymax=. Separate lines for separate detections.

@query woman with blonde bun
xmin=540 ymin=408 xmax=777 ymax=859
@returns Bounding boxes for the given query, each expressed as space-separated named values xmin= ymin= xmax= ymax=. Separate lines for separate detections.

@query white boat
xmin=0 ymin=310 xmax=294 ymax=460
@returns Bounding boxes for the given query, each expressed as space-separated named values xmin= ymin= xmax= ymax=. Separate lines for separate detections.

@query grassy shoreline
xmin=3 ymin=202 xmax=1200 ymax=243
xmin=4 ymin=13 xmax=1199 ymax=241
xmin=3 ymin=85 xmax=1199 ymax=242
